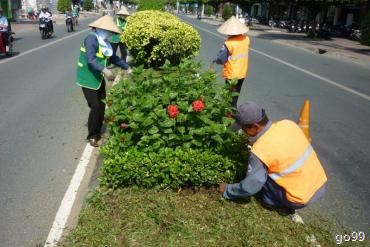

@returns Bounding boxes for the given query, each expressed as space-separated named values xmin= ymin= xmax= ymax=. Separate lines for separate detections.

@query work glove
xmin=102 ymin=68 xmax=114 ymax=80
xmin=126 ymin=67 xmax=132 ymax=75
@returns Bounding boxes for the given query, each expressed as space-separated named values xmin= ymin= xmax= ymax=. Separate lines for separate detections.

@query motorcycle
xmin=0 ymin=25 xmax=14 ymax=57
xmin=66 ymin=15 xmax=74 ymax=32
xmin=39 ymin=17 xmax=52 ymax=39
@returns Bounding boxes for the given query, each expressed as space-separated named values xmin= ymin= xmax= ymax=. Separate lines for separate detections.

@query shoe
xmin=88 ymin=138 xmax=99 ymax=147
xmin=276 ymin=207 xmax=295 ymax=216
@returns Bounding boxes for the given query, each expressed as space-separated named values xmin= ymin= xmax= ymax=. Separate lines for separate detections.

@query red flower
xmin=167 ymin=105 xmax=179 ymax=118
xmin=120 ymin=122 xmax=127 ymax=129
xmin=192 ymin=100 xmax=205 ymax=112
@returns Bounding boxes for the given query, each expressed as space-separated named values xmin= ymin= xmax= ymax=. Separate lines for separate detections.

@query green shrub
xmin=138 ymin=0 xmax=165 ymax=11
xmin=222 ymin=3 xmax=232 ymax=21
xmin=100 ymin=60 xmax=248 ymax=189
xmin=57 ymin=0 xmax=71 ymax=13
xmin=122 ymin=10 xmax=201 ymax=67
xmin=360 ymin=11 xmax=370 ymax=46
xmin=205 ymin=5 xmax=214 ymax=17
xmin=83 ymin=0 xmax=94 ymax=11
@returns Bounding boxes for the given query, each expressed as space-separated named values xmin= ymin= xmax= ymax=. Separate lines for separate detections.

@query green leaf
xmin=177 ymin=127 xmax=185 ymax=135
xmin=148 ymin=126 xmax=159 ymax=134
xmin=143 ymin=118 xmax=154 ymax=127
xmin=212 ymin=134 xmax=223 ymax=143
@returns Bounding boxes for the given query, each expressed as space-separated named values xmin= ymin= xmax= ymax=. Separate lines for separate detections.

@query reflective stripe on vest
xmin=80 ymin=46 xmax=104 ymax=59
xmin=269 ymin=145 xmax=313 ymax=180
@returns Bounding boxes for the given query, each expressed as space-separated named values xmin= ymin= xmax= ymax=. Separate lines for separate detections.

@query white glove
xmin=102 ymin=68 xmax=114 ymax=80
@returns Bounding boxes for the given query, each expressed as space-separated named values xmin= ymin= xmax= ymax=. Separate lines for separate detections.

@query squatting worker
xmin=213 ymin=16 xmax=250 ymax=109
xmin=76 ymin=15 xmax=132 ymax=147
xmin=219 ymin=102 xmax=327 ymax=215
xmin=109 ymin=7 xmax=130 ymax=61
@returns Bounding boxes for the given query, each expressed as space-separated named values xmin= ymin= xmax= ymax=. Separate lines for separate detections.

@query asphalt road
xmin=0 ymin=13 xmax=369 ymax=246
xmin=0 ymin=17 xmax=97 ymax=246
xmin=180 ymin=15 xmax=370 ymax=235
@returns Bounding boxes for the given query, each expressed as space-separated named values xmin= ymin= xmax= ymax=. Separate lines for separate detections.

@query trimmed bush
xmin=57 ymin=0 xmax=71 ymax=13
xmin=138 ymin=0 xmax=165 ymax=11
xmin=100 ymin=60 xmax=248 ymax=189
xmin=360 ymin=11 xmax=370 ymax=46
xmin=122 ymin=10 xmax=201 ymax=67
xmin=222 ymin=3 xmax=232 ymax=21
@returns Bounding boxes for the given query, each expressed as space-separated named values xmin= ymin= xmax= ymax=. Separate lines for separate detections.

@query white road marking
xmin=192 ymin=23 xmax=370 ymax=102
xmin=44 ymin=143 xmax=94 ymax=247
xmin=0 ymin=28 xmax=90 ymax=65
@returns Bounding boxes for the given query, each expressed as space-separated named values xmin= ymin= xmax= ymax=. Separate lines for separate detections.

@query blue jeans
xmin=255 ymin=177 xmax=306 ymax=210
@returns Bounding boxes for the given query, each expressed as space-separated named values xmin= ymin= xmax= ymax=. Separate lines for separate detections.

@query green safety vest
xmin=110 ymin=18 xmax=126 ymax=44
xmin=76 ymin=33 xmax=110 ymax=90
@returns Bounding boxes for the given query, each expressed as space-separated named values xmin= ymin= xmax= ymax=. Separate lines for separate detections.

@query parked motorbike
xmin=349 ymin=29 xmax=361 ymax=41
xmin=0 ymin=31 xmax=14 ymax=57
xmin=0 ymin=22 xmax=14 ymax=57
xmin=66 ymin=15 xmax=74 ymax=32
xmin=39 ymin=17 xmax=52 ymax=39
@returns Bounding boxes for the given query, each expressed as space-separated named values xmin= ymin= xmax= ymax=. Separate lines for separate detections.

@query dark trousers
xmin=0 ymin=32 xmax=9 ymax=47
xmin=255 ymin=177 xmax=305 ymax=210
xmin=226 ymin=78 xmax=245 ymax=109
xmin=111 ymin=42 xmax=127 ymax=62
xmin=82 ymin=81 xmax=106 ymax=139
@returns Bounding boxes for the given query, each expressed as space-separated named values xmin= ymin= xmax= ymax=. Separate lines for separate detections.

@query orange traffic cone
xmin=298 ymin=99 xmax=311 ymax=142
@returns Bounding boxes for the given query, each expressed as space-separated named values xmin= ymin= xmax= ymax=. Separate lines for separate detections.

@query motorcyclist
xmin=0 ymin=7 xmax=9 ymax=49
xmin=39 ymin=6 xmax=53 ymax=34
xmin=65 ymin=8 xmax=73 ymax=29
xmin=72 ymin=5 xmax=79 ymax=26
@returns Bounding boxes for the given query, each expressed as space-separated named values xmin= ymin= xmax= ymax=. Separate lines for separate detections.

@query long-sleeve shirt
xmin=223 ymin=121 xmax=272 ymax=200
xmin=214 ymin=44 xmax=229 ymax=65
xmin=0 ymin=16 xmax=8 ymax=32
xmin=84 ymin=34 xmax=129 ymax=73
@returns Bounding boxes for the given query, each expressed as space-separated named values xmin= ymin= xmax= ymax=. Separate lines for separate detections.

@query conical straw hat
xmin=117 ymin=8 xmax=130 ymax=16
xmin=217 ymin=16 xmax=249 ymax=35
xmin=89 ymin=15 xmax=121 ymax=34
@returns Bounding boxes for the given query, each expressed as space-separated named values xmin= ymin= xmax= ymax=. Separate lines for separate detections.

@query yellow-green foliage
xmin=122 ymin=10 xmax=201 ymax=67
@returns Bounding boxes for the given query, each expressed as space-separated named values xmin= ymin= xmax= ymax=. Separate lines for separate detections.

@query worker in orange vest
xmin=213 ymin=16 xmax=250 ymax=108
xmin=219 ymin=101 xmax=327 ymax=215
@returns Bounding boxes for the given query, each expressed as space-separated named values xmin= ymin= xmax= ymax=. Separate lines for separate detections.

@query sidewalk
xmin=11 ymin=11 xmax=101 ymax=34
xmin=189 ymin=15 xmax=370 ymax=68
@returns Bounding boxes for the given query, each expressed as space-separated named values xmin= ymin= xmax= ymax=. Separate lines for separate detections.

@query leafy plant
xmin=122 ymin=10 xmax=201 ymax=67
xmin=83 ymin=0 xmax=94 ymax=11
xmin=138 ymin=0 xmax=165 ymax=11
xmin=204 ymin=5 xmax=214 ymax=17
xmin=360 ymin=11 xmax=370 ymax=46
xmin=57 ymin=0 xmax=71 ymax=13
xmin=100 ymin=60 xmax=248 ymax=189
xmin=222 ymin=3 xmax=232 ymax=21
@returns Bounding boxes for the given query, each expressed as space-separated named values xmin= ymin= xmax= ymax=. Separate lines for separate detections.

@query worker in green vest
xmin=110 ymin=7 xmax=130 ymax=61
xmin=76 ymin=15 xmax=131 ymax=147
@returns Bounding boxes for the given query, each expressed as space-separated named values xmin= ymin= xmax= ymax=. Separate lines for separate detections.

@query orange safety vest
xmin=251 ymin=120 xmax=327 ymax=204
xmin=223 ymin=35 xmax=250 ymax=79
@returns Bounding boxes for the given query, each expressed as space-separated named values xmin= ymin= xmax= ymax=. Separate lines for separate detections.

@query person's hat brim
xmin=217 ymin=16 xmax=249 ymax=35
xmin=89 ymin=15 xmax=121 ymax=34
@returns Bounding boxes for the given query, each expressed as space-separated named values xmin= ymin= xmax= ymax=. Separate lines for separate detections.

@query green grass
xmin=58 ymin=187 xmax=369 ymax=247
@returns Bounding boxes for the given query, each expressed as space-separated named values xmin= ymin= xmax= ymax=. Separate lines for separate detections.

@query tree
xmin=138 ymin=0 xmax=166 ymax=10
xmin=222 ymin=2 xmax=232 ymax=20
xmin=360 ymin=11 xmax=370 ymax=45
xmin=57 ymin=0 xmax=72 ymax=13
xmin=205 ymin=5 xmax=215 ymax=16
xmin=83 ymin=0 xmax=94 ymax=11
